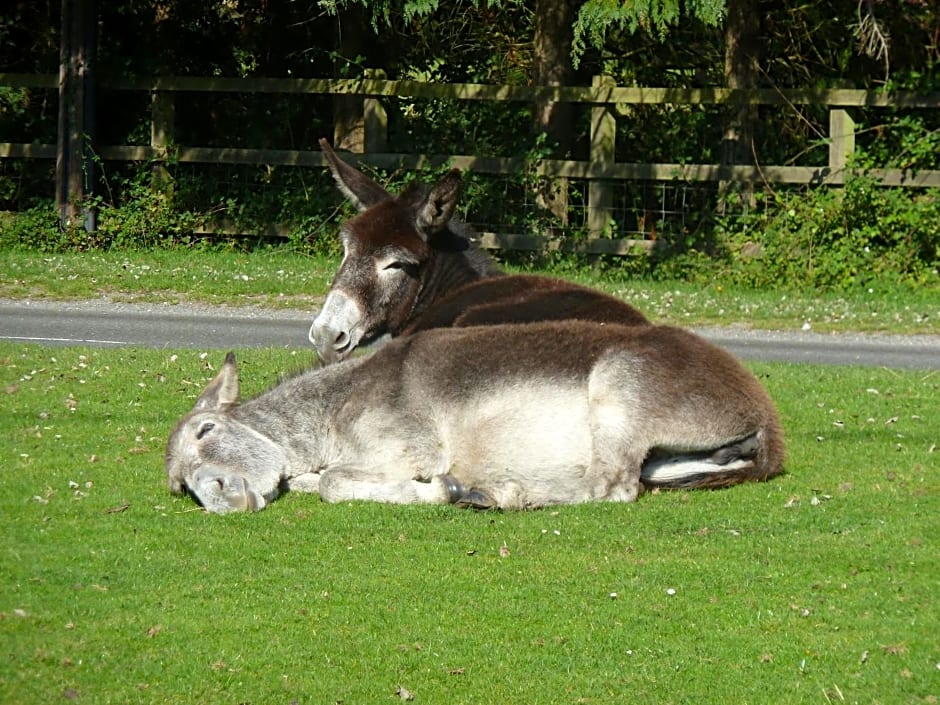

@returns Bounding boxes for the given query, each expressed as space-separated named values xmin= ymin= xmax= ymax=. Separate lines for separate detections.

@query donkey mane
xmin=426 ymin=225 xmax=502 ymax=276
xmin=402 ymin=178 xmax=501 ymax=279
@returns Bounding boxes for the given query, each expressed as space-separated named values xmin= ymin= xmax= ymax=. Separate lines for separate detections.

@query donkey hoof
xmin=708 ymin=433 xmax=760 ymax=465
xmin=222 ymin=477 xmax=262 ymax=512
xmin=440 ymin=474 xmax=466 ymax=503
xmin=454 ymin=489 xmax=498 ymax=511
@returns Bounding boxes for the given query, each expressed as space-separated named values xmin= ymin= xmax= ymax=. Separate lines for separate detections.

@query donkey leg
xmin=285 ymin=471 xmax=321 ymax=494
xmin=639 ymin=434 xmax=763 ymax=488
xmin=453 ymin=489 xmax=499 ymax=511
xmin=586 ymin=359 xmax=647 ymax=503
xmin=318 ymin=467 xmax=454 ymax=505
xmin=419 ymin=473 xmax=485 ymax=506
xmin=457 ymin=479 xmax=535 ymax=510
xmin=189 ymin=468 xmax=273 ymax=513
xmin=703 ymin=433 xmax=760 ymax=465
xmin=594 ymin=453 xmax=645 ymax=503
xmin=213 ymin=476 xmax=264 ymax=512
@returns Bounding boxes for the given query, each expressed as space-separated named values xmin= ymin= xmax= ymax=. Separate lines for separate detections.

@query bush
xmin=2 ymin=155 xmax=937 ymax=294
xmin=0 ymin=202 xmax=68 ymax=251
xmin=719 ymin=177 xmax=939 ymax=290
xmin=93 ymin=191 xmax=198 ymax=250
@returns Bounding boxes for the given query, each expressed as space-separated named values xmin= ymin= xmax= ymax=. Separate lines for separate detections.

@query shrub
xmin=719 ymin=178 xmax=939 ymax=290
xmin=0 ymin=202 xmax=69 ymax=251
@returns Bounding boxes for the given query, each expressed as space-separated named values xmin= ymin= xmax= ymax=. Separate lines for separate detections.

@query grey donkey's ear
xmin=194 ymin=352 xmax=240 ymax=411
xmin=415 ymin=169 xmax=462 ymax=236
xmin=319 ymin=138 xmax=390 ymax=211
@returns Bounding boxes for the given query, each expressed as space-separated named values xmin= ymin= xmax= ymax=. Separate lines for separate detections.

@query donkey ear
xmin=319 ymin=138 xmax=390 ymax=211
xmin=415 ymin=169 xmax=462 ymax=235
xmin=194 ymin=352 xmax=240 ymax=411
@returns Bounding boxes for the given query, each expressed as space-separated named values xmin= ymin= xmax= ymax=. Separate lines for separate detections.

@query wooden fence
xmin=2 ymin=72 xmax=939 ymax=253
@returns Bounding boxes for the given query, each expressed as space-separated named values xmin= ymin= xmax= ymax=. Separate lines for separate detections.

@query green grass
xmin=2 ymin=247 xmax=938 ymax=334
xmin=0 ymin=248 xmax=337 ymax=310
xmin=1 ymin=344 xmax=937 ymax=703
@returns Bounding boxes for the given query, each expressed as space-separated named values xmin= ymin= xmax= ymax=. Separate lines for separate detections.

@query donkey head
xmin=310 ymin=139 xmax=464 ymax=364
xmin=165 ymin=353 xmax=287 ymax=513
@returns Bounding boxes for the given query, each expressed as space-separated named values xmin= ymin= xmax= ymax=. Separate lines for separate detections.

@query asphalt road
xmin=1 ymin=298 xmax=939 ymax=370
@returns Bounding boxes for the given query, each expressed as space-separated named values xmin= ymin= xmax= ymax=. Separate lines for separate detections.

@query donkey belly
xmin=440 ymin=383 xmax=598 ymax=507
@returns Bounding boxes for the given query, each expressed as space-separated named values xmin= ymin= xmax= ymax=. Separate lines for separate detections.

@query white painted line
xmin=0 ymin=335 xmax=129 ymax=345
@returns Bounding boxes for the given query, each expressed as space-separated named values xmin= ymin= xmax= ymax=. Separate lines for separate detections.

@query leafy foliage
xmin=572 ymin=0 xmax=727 ymax=67
xmin=713 ymin=124 xmax=940 ymax=290
xmin=720 ymin=179 xmax=939 ymax=290
xmin=1 ymin=1 xmax=939 ymax=292
xmin=91 ymin=163 xmax=198 ymax=250
xmin=0 ymin=203 xmax=63 ymax=251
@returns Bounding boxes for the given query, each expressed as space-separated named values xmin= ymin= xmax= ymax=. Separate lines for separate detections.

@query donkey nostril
xmin=334 ymin=331 xmax=350 ymax=352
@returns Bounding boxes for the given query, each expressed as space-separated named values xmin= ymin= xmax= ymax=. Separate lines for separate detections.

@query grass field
xmin=1 ymin=343 xmax=937 ymax=704
xmin=2 ymin=248 xmax=938 ymax=335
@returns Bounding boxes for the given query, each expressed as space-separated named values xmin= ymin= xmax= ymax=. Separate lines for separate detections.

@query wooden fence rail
xmin=1 ymin=72 xmax=939 ymax=253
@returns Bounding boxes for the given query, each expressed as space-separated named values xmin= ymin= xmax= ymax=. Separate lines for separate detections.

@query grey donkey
xmin=166 ymin=321 xmax=785 ymax=514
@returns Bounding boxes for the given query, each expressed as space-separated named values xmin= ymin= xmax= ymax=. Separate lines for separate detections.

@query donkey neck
xmin=405 ymin=236 xmax=500 ymax=331
xmin=228 ymin=359 xmax=371 ymax=473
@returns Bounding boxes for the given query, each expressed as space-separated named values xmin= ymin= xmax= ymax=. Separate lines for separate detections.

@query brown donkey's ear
xmin=415 ymin=169 xmax=462 ymax=237
xmin=319 ymin=138 xmax=390 ymax=211
xmin=194 ymin=352 xmax=240 ymax=411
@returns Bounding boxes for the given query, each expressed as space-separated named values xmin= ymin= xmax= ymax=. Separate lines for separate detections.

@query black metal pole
xmin=81 ymin=0 xmax=97 ymax=232
xmin=55 ymin=0 xmax=97 ymax=231
xmin=55 ymin=0 xmax=71 ymax=226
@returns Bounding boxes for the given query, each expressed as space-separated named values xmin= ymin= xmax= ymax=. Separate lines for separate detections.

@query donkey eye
xmin=379 ymin=258 xmax=418 ymax=277
xmin=196 ymin=422 xmax=216 ymax=440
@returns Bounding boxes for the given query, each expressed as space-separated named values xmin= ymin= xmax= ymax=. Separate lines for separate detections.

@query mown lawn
xmin=2 ymin=247 xmax=938 ymax=334
xmin=1 ymin=344 xmax=936 ymax=703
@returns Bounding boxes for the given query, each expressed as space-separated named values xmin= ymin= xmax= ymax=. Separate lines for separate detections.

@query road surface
xmin=1 ymin=298 xmax=938 ymax=370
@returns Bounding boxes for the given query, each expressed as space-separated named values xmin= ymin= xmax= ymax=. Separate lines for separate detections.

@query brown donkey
xmin=168 ymin=321 xmax=785 ymax=514
xmin=309 ymin=139 xmax=649 ymax=363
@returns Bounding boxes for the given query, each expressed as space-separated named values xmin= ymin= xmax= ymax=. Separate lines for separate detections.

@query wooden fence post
xmin=828 ymin=107 xmax=855 ymax=182
xmin=588 ymin=74 xmax=616 ymax=237
xmin=364 ymin=68 xmax=388 ymax=153
xmin=333 ymin=68 xmax=387 ymax=153
xmin=151 ymin=89 xmax=175 ymax=195
xmin=55 ymin=0 xmax=97 ymax=230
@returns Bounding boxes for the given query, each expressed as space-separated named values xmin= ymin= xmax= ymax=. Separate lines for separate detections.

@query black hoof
xmin=454 ymin=489 xmax=498 ymax=511
xmin=708 ymin=433 xmax=760 ymax=465
xmin=440 ymin=474 xmax=465 ymax=503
